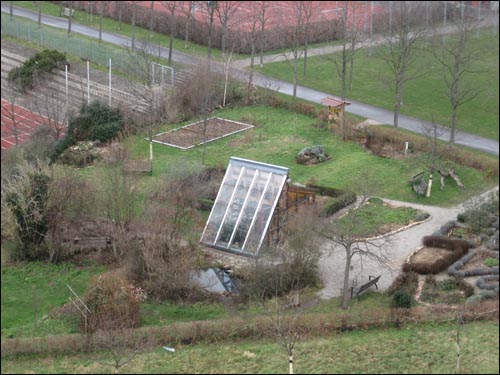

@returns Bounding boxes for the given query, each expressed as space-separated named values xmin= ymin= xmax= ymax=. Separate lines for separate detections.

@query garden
xmin=1 ymin=14 xmax=499 ymax=371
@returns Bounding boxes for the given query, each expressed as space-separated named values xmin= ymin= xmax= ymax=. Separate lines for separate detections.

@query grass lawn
xmin=336 ymin=197 xmax=427 ymax=238
xmin=1 ymin=320 xmax=498 ymax=373
xmin=258 ymin=32 xmax=500 ymax=141
xmin=126 ymin=105 xmax=496 ymax=207
xmin=0 ymin=260 xmax=106 ymax=339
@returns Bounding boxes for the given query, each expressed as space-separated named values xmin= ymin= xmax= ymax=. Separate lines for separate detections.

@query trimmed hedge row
xmin=403 ymin=236 xmax=474 ymax=274
xmin=2 ymin=299 xmax=498 ymax=358
xmin=321 ymin=192 xmax=357 ymax=217
xmin=448 ymin=249 xmax=500 ymax=278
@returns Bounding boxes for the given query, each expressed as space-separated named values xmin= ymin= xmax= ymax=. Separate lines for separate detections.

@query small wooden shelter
xmin=321 ymin=96 xmax=351 ymax=123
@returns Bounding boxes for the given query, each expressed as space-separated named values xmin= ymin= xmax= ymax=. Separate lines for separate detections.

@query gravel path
xmin=317 ymin=186 xmax=499 ymax=299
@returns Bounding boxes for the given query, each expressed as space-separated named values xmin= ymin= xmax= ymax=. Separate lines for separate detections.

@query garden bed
xmin=152 ymin=117 xmax=254 ymax=150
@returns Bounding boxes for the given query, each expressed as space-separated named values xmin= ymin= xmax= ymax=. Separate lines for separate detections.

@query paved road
xmin=2 ymin=5 xmax=499 ymax=155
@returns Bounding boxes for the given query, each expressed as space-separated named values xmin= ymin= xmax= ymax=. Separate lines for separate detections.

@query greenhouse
xmin=200 ymin=157 xmax=289 ymax=257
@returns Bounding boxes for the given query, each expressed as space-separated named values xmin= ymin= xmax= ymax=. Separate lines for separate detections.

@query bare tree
xmin=94 ymin=328 xmax=139 ymax=373
xmin=179 ymin=1 xmax=197 ymax=49
xmin=317 ymin=184 xmax=391 ymax=309
xmin=67 ymin=1 xmax=73 ymax=35
xmin=204 ymin=1 xmax=218 ymax=59
xmin=300 ymin=1 xmax=315 ymax=78
xmin=1 ymin=96 xmax=22 ymax=147
xmin=334 ymin=2 xmax=361 ymax=131
xmin=37 ymin=1 xmax=42 ymax=27
xmin=98 ymin=2 xmax=110 ymax=43
xmin=215 ymin=1 xmax=241 ymax=58
xmin=115 ymin=1 xmax=123 ymax=31
xmin=432 ymin=8 xmax=481 ymax=144
xmin=246 ymin=0 xmax=260 ymax=104
xmin=280 ymin=1 xmax=310 ymax=101
xmin=149 ymin=1 xmax=155 ymax=38
xmin=131 ymin=0 xmax=137 ymax=50
xmin=380 ymin=1 xmax=426 ymax=128
xmin=161 ymin=1 xmax=177 ymax=66
xmin=266 ymin=296 xmax=303 ymax=375
xmin=32 ymin=84 xmax=71 ymax=141
xmin=258 ymin=0 xmax=270 ymax=68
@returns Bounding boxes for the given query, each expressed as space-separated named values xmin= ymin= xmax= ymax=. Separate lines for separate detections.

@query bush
xmin=391 ymin=290 xmax=414 ymax=308
xmin=82 ymin=272 xmax=142 ymax=333
xmin=466 ymin=290 xmax=498 ymax=304
xmin=306 ymin=184 xmax=345 ymax=197
xmin=322 ymin=192 xmax=357 ymax=217
xmin=3 ymin=161 xmax=51 ymax=260
xmin=364 ymin=125 xmax=499 ymax=177
xmin=68 ymin=101 xmax=123 ymax=143
xmin=7 ymin=49 xmax=67 ymax=91
xmin=484 ymin=258 xmax=500 ymax=267
xmin=387 ymin=272 xmax=419 ymax=296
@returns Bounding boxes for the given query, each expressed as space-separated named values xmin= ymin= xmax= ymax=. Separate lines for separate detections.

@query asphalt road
xmin=2 ymin=4 xmax=499 ymax=155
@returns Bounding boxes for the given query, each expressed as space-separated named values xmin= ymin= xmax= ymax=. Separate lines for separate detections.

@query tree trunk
xmin=303 ymin=40 xmax=308 ymax=78
xmin=117 ymin=1 xmax=122 ymax=30
xmin=150 ymin=1 xmax=154 ymax=38
xmin=292 ymin=57 xmax=298 ymax=101
xmin=38 ymin=2 xmax=42 ymax=26
xmin=221 ymin=24 xmax=227 ymax=57
xmin=247 ymin=35 xmax=256 ymax=102
xmin=67 ymin=1 xmax=73 ymax=35
xmin=168 ymin=32 xmax=174 ymax=66
xmin=289 ymin=354 xmax=294 ymax=375
xmin=10 ymin=1 xmax=13 ymax=20
xmin=99 ymin=6 xmax=103 ymax=42
xmin=131 ymin=1 xmax=136 ymax=50
xmin=184 ymin=12 xmax=191 ymax=48
xmin=342 ymin=251 xmax=352 ymax=309
xmin=394 ymin=80 xmax=404 ymax=128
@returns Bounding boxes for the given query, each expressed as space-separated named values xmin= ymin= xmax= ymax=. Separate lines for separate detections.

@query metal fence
xmin=1 ymin=14 xmax=174 ymax=86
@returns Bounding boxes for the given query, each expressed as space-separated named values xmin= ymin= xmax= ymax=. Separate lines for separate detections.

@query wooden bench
xmin=351 ymin=275 xmax=381 ymax=299
xmin=61 ymin=7 xmax=75 ymax=17
xmin=409 ymin=171 xmax=427 ymax=198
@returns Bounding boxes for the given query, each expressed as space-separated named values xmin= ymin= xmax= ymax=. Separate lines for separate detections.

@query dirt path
xmin=317 ymin=186 xmax=499 ymax=299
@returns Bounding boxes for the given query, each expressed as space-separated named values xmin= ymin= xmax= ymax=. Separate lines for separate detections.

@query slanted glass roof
xmin=200 ymin=157 xmax=289 ymax=257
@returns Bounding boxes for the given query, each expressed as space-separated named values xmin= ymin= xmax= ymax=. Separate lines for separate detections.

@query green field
xmin=129 ymin=105 xmax=496 ymax=207
xmin=1 ymin=320 xmax=498 ymax=374
xmin=258 ymin=32 xmax=500 ymax=141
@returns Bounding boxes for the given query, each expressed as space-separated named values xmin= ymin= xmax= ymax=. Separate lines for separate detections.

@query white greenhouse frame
xmin=200 ymin=157 xmax=289 ymax=257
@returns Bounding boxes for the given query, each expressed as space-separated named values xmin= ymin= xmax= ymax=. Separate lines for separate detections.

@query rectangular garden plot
xmin=152 ymin=117 xmax=254 ymax=150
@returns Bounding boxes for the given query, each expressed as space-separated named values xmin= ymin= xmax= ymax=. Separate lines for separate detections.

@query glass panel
xmin=242 ymin=173 xmax=286 ymax=255
xmin=201 ymin=157 xmax=288 ymax=257
xmin=215 ymin=167 xmax=254 ymax=247
xmin=229 ymin=171 xmax=271 ymax=252
xmin=201 ymin=164 xmax=242 ymax=244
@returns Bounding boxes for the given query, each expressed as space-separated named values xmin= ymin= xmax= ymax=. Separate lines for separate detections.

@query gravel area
xmin=317 ymin=186 xmax=499 ymax=299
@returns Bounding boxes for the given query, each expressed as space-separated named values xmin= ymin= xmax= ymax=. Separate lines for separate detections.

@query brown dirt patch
xmin=153 ymin=117 xmax=253 ymax=149
xmin=410 ymin=247 xmax=452 ymax=264
xmin=462 ymin=249 xmax=498 ymax=271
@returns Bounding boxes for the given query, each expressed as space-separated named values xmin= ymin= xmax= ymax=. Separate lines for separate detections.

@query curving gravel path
xmin=317 ymin=186 xmax=499 ymax=299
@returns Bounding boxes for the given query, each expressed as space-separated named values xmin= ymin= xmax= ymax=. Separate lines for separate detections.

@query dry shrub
xmin=82 ymin=272 xmax=142 ymax=333
xmin=387 ymin=271 xmax=419 ymax=296
xmin=364 ymin=126 xmax=499 ymax=176
xmin=403 ymin=237 xmax=473 ymax=274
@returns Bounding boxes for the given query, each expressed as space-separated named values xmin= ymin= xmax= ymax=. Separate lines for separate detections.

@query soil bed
xmin=153 ymin=117 xmax=254 ymax=150
xmin=410 ymin=247 xmax=452 ymax=264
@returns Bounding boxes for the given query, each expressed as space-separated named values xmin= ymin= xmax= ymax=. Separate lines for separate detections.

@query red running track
xmin=1 ymin=98 xmax=63 ymax=151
